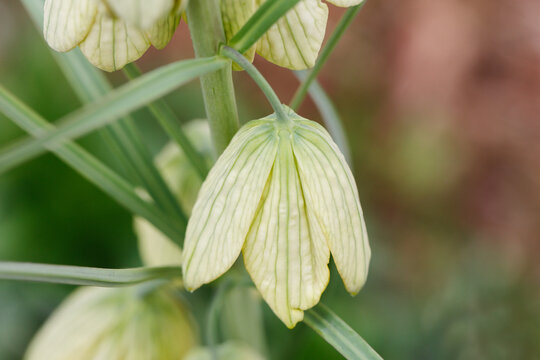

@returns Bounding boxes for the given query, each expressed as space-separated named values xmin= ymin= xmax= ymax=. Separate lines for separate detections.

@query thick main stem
xmin=186 ymin=0 xmax=240 ymax=155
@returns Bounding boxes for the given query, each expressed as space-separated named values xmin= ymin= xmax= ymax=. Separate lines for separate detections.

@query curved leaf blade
xmin=304 ymin=304 xmax=383 ymax=360
xmin=0 ymin=262 xmax=182 ymax=287
xmin=0 ymin=56 xmax=226 ymax=175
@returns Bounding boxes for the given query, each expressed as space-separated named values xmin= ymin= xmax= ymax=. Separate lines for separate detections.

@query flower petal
xmin=292 ymin=119 xmax=370 ymax=295
xmin=79 ymin=11 xmax=150 ymax=72
xmin=325 ymin=0 xmax=365 ymax=7
xmin=26 ymin=287 xmax=197 ymax=360
xmin=255 ymin=0 xmax=328 ymax=70
xmin=134 ymin=217 xmax=183 ymax=267
xmin=221 ymin=0 xmax=257 ymax=68
xmin=182 ymin=121 xmax=278 ymax=291
xmin=105 ymin=0 xmax=175 ymax=30
xmin=243 ymin=132 xmax=330 ymax=328
xmin=43 ymin=0 xmax=98 ymax=52
xmin=146 ymin=12 xmax=182 ymax=49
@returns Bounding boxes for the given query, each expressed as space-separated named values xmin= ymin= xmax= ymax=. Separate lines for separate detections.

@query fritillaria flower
xmin=43 ymin=0 xmax=184 ymax=71
xmin=25 ymin=287 xmax=197 ymax=360
xmin=183 ymin=108 xmax=370 ymax=328
xmin=221 ymin=0 xmax=365 ymax=70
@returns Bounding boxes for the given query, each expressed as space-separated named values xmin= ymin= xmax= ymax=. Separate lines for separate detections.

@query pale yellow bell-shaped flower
xmin=43 ymin=0 xmax=185 ymax=71
xmin=25 ymin=286 xmax=197 ymax=360
xmin=134 ymin=120 xmax=213 ymax=267
xmin=183 ymin=108 xmax=370 ymax=328
xmin=221 ymin=0 xmax=365 ymax=70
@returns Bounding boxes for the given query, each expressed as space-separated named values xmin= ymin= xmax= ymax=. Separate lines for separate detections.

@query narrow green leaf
xmin=0 ymin=261 xmax=182 ymax=287
xmin=228 ymin=0 xmax=302 ymax=54
xmin=290 ymin=3 xmax=366 ymax=110
xmin=0 ymin=85 xmax=185 ymax=243
xmin=294 ymin=72 xmax=352 ymax=166
xmin=304 ymin=304 xmax=383 ymax=360
xmin=0 ymin=56 xmax=227 ymax=175
xmin=123 ymin=63 xmax=209 ymax=179
xmin=20 ymin=0 xmax=188 ymax=227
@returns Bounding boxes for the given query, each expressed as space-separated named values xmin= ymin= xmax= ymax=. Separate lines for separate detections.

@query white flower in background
xmin=183 ymin=108 xmax=370 ymax=328
xmin=43 ymin=0 xmax=185 ymax=71
xmin=134 ymin=120 xmax=213 ymax=267
xmin=221 ymin=0 xmax=365 ymax=70
xmin=25 ymin=287 xmax=197 ymax=360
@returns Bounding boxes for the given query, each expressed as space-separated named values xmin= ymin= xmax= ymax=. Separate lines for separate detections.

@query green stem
xmin=186 ymin=0 xmax=240 ymax=155
xmin=220 ymin=46 xmax=289 ymax=123
xmin=206 ymin=279 xmax=233 ymax=358
xmin=123 ymin=64 xmax=209 ymax=179
xmin=290 ymin=3 xmax=366 ymax=110
xmin=0 ymin=262 xmax=182 ymax=287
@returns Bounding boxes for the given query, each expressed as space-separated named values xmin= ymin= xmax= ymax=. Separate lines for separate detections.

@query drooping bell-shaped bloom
xmin=25 ymin=287 xmax=197 ymax=360
xmin=221 ymin=0 xmax=365 ymax=70
xmin=134 ymin=120 xmax=213 ymax=267
xmin=183 ymin=108 xmax=370 ymax=328
xmin=43 ymin=0 xmax=184 ymax=71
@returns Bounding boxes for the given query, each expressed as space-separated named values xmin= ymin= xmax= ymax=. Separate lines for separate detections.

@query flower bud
xmin=43 ymin=0 xmax=184 ymax=71
xmin=25 ymin=287 xmax=197 ymax=360
xmin=221 ymin=0 xmax=365 ymax=70
xmin=134 ymin=120 xmax=213 ymax=267
xmin=183 ymin=108 xmax=370 ymax=328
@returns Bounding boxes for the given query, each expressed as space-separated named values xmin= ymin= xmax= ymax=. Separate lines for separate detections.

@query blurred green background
xmin=1 ymin=1 xmax=539 ymax=359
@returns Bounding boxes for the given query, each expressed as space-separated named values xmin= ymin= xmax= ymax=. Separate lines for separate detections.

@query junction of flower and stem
xmin=219 ymin=45 xmax=291 ymax=124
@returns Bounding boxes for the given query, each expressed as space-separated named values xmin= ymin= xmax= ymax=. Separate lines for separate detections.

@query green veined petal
xmin=146 ymin=11 xmax=182 ymax=49
xmin=243 ymin=130 xmax=330 ymax=328
xmin=104 ymin=0 xmax=175 ymax=30
xmin=43 ymin=0 xmax=98 ymax=52
xmin=25 ymin=287 xmax=197 ymax=360
xmin=79 ymin=10 xmax=150 ymax=72
xmin=255 ymin=0 xmax=328 ymax=70
xmin=292 ymin=119 xmax=370 ymax=295
xmin=325 ymin=0 xmax=365 ymax=7
xmin=221 ymin=0 xmax=258 ymax=69
xmin=182 ymin=120 xmax=278 ymax=291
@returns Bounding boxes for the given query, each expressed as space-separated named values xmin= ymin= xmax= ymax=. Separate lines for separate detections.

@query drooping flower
xmin=134 ymin=120 xmax=213 ymax=267
xmin=182 ymin=108 xmax=370 ymax=328
xmin=43 ymin=0 xmax=185 ymax=71
xmin=221 ymin=0 xmax=365 ymax=70
xmin=25 ymin=286 xmax=197 ymax=360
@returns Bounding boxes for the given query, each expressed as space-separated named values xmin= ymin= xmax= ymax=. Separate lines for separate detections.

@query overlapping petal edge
xmin=43 ymin=0 xmax=184 ymax=71
xmin=182 ymin=108 xmax=370 ymax=328
xmin=221 ymin=0 xmax=365 ymax=70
